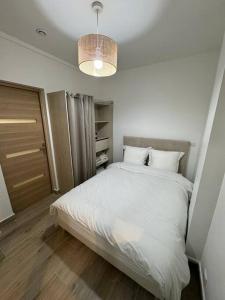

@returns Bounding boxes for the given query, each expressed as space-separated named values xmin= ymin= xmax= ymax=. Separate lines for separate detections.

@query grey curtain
xmin=67 ymin=93 xmax=96 ymax=186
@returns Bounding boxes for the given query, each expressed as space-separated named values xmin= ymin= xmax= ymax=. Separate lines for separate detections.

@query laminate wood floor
xmin=0 ymin=195 xmax=202 ymax=300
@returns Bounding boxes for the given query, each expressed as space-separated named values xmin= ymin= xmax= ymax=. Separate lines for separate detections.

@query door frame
xmin=0 ymin=80 xmax=58 ymax=192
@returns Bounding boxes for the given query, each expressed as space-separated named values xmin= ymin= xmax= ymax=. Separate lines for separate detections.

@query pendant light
xmin=78 ymin=1 xmax=117 ymax=77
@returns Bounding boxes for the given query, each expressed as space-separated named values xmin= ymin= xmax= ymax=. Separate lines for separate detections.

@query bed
xmin=50 ymin=136 xmax=192 ymax=300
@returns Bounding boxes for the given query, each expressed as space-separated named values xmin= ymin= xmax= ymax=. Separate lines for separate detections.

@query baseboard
xmin=0 ymin=213 xmax=15 ymax=239
xmin=0 ymin=213 xmax=15 ymax=225
xmin=188 ymin=256 xmax=206 ymax=300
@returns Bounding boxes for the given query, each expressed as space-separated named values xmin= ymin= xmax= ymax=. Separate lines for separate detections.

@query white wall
xmin=0 ymin=31 xmax=99 ymax=95
xmin=201 ymin=173 xmax=225 ymax=300
xmin=0 ymin=165 xmax=14 ymax=222
xmin=0 ymin=31 xmax=99 ymax=221
xmin=99 ymin=52 xmax=218 ymax=180
xmin=187 ymin=33 xmax=225 ymax=259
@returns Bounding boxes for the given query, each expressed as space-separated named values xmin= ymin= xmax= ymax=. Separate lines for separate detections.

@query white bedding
xmin=50 ymin=162 xmax=193 ymax=300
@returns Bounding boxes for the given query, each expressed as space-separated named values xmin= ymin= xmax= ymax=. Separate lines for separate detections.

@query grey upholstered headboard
xmin=123 ymin=136 xmax=191 ymax=177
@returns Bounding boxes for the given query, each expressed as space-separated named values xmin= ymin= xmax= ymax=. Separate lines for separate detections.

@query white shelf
xmin=96 ymin=137 xmax=109 ymax=141
xmin=95 ymin=121 xmax=110 ymax=124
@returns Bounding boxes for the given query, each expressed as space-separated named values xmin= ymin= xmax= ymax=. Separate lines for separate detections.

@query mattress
xmin=50 ymin=162 xmax=193 ymax=300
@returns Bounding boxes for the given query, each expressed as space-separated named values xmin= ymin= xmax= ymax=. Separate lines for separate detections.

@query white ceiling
xmin=0 ymin=0 xmax=225 ymax=70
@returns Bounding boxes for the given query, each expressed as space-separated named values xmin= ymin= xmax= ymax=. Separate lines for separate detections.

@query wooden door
xmin=0 ymin=84 xmax=52 ymax=212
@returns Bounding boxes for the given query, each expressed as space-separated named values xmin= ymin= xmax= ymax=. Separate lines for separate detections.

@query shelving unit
xmin=94 ymin=100 xmax=113 ymax=169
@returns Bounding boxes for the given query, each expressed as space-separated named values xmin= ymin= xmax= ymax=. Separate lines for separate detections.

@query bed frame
xmin=56 ymin=210 xmax=162 ymax=299
xmin=124 ymin=136 xmax=191 ymax=177
xmin=54 ymin=136 xmax=191 ymax=300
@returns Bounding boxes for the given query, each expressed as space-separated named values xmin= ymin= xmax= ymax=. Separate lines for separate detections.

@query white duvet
xmin=50 ymin=162 xmax=193 ymax=300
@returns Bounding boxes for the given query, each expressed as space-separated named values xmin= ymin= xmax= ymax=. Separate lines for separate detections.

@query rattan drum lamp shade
xmin=78 ymin=1 xmax=117 ymax=77
xmin=78 ymin=34 xmax=117 ymax=77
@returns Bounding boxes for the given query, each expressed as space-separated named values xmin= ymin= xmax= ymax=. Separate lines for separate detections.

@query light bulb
xmin=94 ymin=59 xmax=103 ymax=70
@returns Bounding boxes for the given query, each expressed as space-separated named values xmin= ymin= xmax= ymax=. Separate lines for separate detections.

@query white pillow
xmin=148 ymin=149 xmax=184 ymax=173
xmin=123 ymin=146 xmax=149 ymax=165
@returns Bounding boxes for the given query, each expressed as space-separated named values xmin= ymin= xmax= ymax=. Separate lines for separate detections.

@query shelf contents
xmin=96 ymin=153 xmax=109 ymax=167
